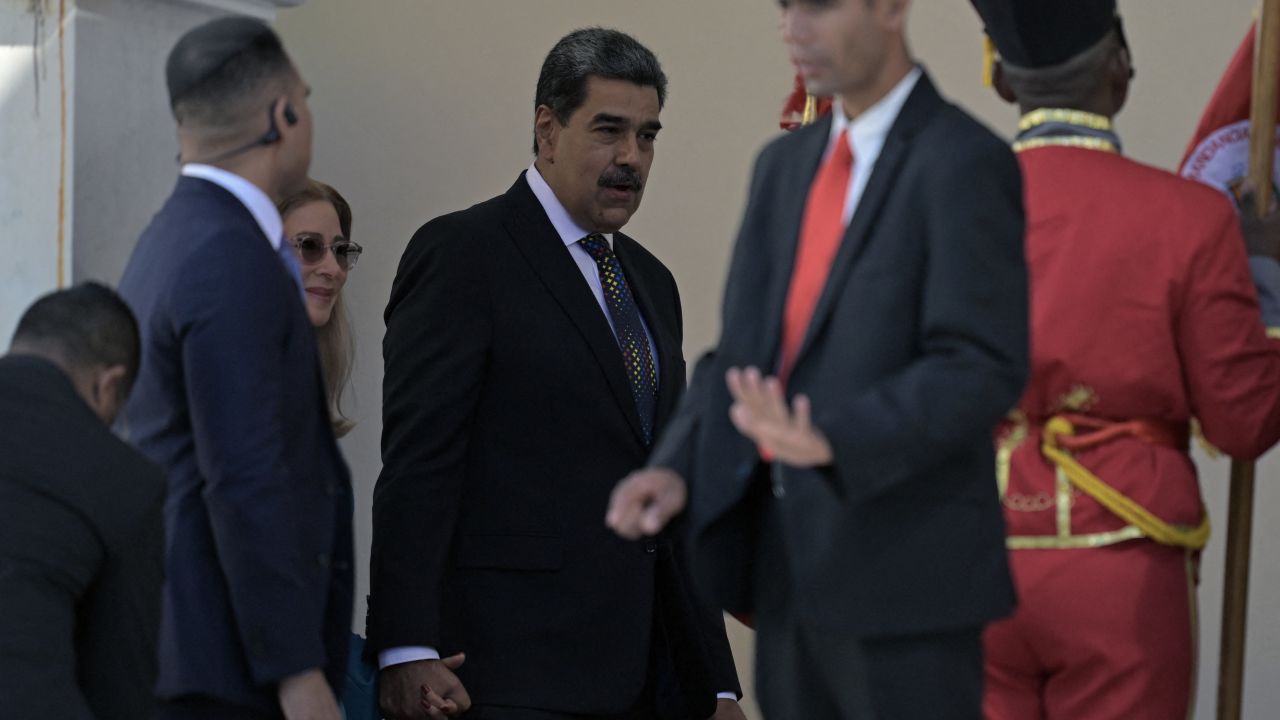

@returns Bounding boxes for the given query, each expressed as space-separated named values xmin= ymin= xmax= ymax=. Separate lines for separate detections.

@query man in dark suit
xmin=0 ymin=283 xmax=165 ymax=720
xmin=607 ymin=1 xmax=1029 ymax=718
xmin=118 ymin=17 xmax=352 ymax=720
xmin=369 ymin=27 xmax=742 ymax=720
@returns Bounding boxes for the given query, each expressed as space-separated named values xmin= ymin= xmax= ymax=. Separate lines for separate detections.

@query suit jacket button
xmin=644 ymin=540 xmax=657 ymax=553
xmin=317 ymin=553 xmax=330 ymax=568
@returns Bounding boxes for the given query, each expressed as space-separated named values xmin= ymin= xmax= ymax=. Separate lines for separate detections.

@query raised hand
xmin=726 ymin=366 xmax=833 ymax=467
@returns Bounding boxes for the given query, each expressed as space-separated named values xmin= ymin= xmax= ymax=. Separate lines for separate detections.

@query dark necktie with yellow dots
xmin=579 ymin=233 xmax=658 ymax=443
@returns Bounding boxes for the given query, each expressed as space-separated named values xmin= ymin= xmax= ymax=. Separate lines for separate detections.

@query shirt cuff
xmin=717 ymin=692 xmax=739 ymax=701
xmin=378 ymin=646 xmax=441 ymax=669
xmin=1250 ymin=256 xmax=1280 ymax=331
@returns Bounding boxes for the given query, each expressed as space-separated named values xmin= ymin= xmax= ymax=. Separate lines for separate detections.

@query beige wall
xmin=276 ymin=2 xmax=1277 ymax=718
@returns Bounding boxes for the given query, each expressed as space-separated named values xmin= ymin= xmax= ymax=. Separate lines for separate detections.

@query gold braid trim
xmin=802 ymin=95 xmax=819 ymax=126
xmin=995 ymin=410 xmax=1028 ymax=500
xmin=1008 ymin=525 xmax=1145 ymax=550
xmin=982 ymin=37 xmax=996 ymax=88
xmin=1040 ymin=417 xmax=1210 ymax=549
xmin=1013 ymin=136 xmax=1118 ymax=154
xmin=1018 ymin=108 xmax=1113 ymax=132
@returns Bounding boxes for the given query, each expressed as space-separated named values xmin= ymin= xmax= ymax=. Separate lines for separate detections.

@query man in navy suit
xmin=118 ymin=17 xmax=352 ymax=720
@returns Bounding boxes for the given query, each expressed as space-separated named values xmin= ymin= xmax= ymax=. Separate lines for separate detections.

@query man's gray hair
xmin=532 ymin=27 xmax=667 ymax=154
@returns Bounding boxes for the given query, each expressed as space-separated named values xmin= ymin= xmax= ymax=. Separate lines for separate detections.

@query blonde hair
xmin=279 ymin=179 xmax=357 ymax=438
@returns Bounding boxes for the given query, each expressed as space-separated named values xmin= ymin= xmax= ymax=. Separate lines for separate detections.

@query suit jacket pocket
xmin=453 ymin=534 xmax=563 ymax=571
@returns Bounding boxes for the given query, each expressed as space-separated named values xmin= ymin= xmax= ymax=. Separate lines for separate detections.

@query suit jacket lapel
xmin=790 ymin=74 xmax=943 ymax=374
xmin=178 ymin=176 xmax=273 ymax=247
xmin=758 ymin=116 xmax=832 ymax=370
xmin=613 ymin=234 xmax=681 ymax=433
xmin=502 ymin=174 xmax=648 ymax=443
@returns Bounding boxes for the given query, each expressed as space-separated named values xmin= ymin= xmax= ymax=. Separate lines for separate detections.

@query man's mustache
xmin=598 ymin=167 xmax=643 ymax=191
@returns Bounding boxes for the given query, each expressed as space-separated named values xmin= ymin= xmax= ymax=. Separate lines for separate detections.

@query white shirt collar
xmin=526 ymin=162 xmax=614 ymax=249
xmin=829 ymin=66 xmax=922 ymax=161
xmin=180 ymin=164 xmax=283 ymax=249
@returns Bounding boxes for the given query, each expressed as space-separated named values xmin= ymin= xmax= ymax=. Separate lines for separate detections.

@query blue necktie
xmin=580 ymin=234 xmax=658 ymax=443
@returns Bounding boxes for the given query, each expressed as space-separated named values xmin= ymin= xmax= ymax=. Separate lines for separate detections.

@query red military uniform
xmin=983 ymin=110 xmax=1280 ymax=720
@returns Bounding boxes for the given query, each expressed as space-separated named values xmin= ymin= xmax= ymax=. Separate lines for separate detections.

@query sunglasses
xmin=292 ymin=234 xmax=363 ymax=271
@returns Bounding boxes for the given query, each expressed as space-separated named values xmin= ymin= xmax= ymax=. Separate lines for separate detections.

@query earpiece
xmin=258 ymin=101 xmax=295 ymax=145
xmin=260 ymin=114 xmax=281 ymax=145
xmin=182 ymin=99 xmax=295 ymax=164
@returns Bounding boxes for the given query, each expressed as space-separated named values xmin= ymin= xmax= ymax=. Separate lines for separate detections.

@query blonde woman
xmin=281 ymin=180 xmax=377 ymax=719
xmin=280 ymin=180 xmax=362 ymax=437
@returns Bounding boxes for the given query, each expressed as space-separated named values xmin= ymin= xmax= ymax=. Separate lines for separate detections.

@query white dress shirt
xmin=526 ymin=162 xmax=661 ymax=369
xmin=180 ymin=163 xmax=283 ymax=247
xmin=827 ymin=66 xmax=922 ymax=225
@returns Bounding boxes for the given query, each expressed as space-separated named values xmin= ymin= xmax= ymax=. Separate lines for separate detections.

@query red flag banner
xmin=780 ymin=73 xmax=832 ymax=131
xmin=1180 ymin=22 xmax=1280 ymax=201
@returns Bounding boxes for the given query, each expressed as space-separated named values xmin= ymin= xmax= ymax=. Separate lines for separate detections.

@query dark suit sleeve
xmin=646 ymin=264 xmax=740 ymax=700
xmin=689 ymin=553 xmax=741 ymax=698
xmin=368 ymin=217 xmax=491 ymax=653
xmin=81 ymin=458 xmax=165 ymax=720
xmin=648 ymin=351 xmax=716 ymax=478
xmin=651 ymin=135 xmax=790 ymax=481
xmin=814 ymin=136 xmax=1029 ymax=500
xmin=646 ymin=243 xmax=708 ymax=478
xmin=172 ymin=238 xmax=330 ymax=683
xmin=649 ymin=137 xmax=779 ymax=480
xmin=662 ymin=136 xmax=800 ymax=474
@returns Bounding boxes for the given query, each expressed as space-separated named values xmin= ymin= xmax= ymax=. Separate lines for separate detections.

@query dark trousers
xmin=464 ymin=625 xmax=662 ymax=720
xmin=464 ymin=704 xmax=656 ymax=720
xmin=465 ymin=676 xmax=657 ymax=720
xmin=754 ymin=496 xmax=984 ymax=720
xmin=155 ymin=695 xmax=284 ymax=720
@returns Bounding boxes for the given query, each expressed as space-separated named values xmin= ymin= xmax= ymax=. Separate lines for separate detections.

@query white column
xmin=1 ymin=1 xmax=73 ymax=343
xmin=0 ymin=0 xmax=304 ymax=343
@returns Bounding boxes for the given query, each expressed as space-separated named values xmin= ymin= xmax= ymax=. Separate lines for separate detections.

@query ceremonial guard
xmin=972 ymin=2 xmax=1280 ymax=718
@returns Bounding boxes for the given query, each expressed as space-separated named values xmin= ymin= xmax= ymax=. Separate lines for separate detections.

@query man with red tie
xmin=607 ymin=0 xmax=1028 ymax=717
xmin=969 ymin=2 xmax=1280 ymax=718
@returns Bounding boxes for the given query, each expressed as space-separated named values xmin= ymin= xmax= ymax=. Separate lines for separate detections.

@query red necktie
xmin=778 ymin=129 xmax=854 ymax=381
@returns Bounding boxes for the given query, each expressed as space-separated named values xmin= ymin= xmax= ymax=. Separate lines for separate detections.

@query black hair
xmin=11 ymin=282 xmax=141 ymax=393
xmin=167 ymin=16 xmax=294 ymax=130
xmin=532 ymin=27 xmax=667 ymax=154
